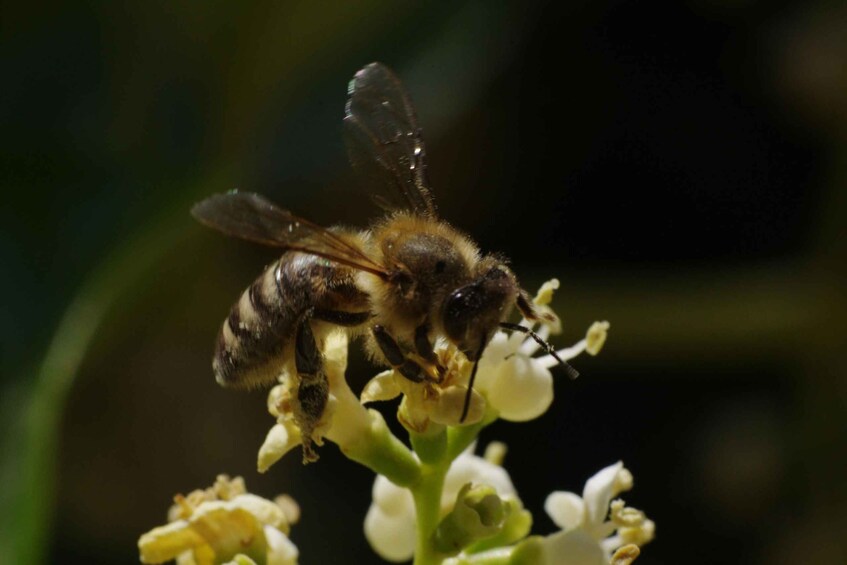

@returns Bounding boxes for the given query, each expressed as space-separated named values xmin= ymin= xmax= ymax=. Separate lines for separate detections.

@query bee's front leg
xmin=414 ymin=323 xmax=447 ymax=381
xmin=372 ymin=325 xmax=428 ymax=383
xmin=516 ymin=288 xmax=555 ymax=323
xmin=294 ymin=310 xmax=328 ymax=464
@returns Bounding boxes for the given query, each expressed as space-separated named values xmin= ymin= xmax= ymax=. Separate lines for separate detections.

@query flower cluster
xmin=257 ymin=331 xmax=377 ymax=470
xmin=360 ymin=279 xmax=610 ymax=432
xmin=540 ymin=461 xmax=655 ymax=565
xmin=365 ymin=442 xmax=523 ymax=562
xmin=364 ymin=442 xmax=654 ymax=564
xmin=257 ymin=279 xmax=609 ymax=470
xmin=138 ymin=475 xmax=299 ymax=565
xmin=472 ymin=280 xmax=609 ymax=423
xmin=139 ymin=279 xmax=656 ymax=565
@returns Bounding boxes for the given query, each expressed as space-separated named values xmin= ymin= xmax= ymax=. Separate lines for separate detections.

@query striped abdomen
xmin=212 ymin=251 xmax=368 ymax=388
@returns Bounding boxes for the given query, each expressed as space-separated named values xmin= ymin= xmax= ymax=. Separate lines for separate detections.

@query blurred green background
xmin=2 ymin=1 xmax=845 ymax=563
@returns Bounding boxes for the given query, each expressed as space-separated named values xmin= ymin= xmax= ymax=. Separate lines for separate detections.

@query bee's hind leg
xmin=294 ymin=310 xmax=329 ymax=464
xmin=516 ymin=289 xmax=556 ymax=323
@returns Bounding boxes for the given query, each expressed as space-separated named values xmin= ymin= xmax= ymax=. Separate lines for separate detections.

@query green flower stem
xmin=342 ymin=410 xmax=421 ymax=487
xmin=446 ymin=408 xmax=498 ymax=462
xmin=504 ymin=536 xmax=545 ymax=565
xmin=440 ymin=539 xmax=542 ymax=565
xmin=443 ymin=547 xmax=513 ymax=564
xmin=405 ymin=409 xmax=502 ymax=565
xmin=410 ymin=426 xmax=447 ymax=465
xmin=411 ymin=460 xmax=449 ymax=565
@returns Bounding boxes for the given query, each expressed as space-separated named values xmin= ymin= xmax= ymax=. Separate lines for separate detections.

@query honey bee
xmin=193 ymin=63 xmax=574 ymax=462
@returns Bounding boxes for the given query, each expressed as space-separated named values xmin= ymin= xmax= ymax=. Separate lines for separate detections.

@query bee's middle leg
xmin=372 ymin=325 xmax=430 ymax=383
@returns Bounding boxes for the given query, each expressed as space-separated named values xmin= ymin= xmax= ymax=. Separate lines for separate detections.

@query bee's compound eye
xmin=442 ymin=267 xmax=517 ymax=359
xmin=443 ymin=285 xmax=479 ymax=343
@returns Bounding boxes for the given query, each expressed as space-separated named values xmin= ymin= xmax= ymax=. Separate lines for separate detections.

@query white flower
xmin=540 ymin=462 xmax=654 ymax=565
xmin=258 ymin=332 xmax=380 ymax=469
xmin=361 ymin=279 xmax=609 ymax=427
xmin=474 ymin=279 xmax=610 ymax=421
xmin=361 ymin=354 xmax=486 ymax=433
xmin=138 ymin=475 xmax=299 ymax=565
xmin=364 ymin=443 xmax=517 ymax=562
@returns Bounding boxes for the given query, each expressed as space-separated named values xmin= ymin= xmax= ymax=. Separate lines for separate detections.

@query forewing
xmin=343 ymin=62 xmax=437 ymax=217
xmin=192 ymin=192 xmax=387 ymax=277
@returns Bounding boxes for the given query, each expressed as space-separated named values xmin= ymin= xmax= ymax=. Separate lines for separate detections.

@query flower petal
xmin=544 ymin=491 xmax=585 ymax=531
xmin=267 ymin=384 xmax=286 ymax=418
xmin=139 ymin=520 xmax=206 ymax=563
xmin=140 ymin=479 xmax=298 ymax=565
xmin=361 ymin=371 xmax=402 ymax=403
xmin=582 ymin=462 xmax=630 ymax=527
xmin=228 ymin=494 xmax=287 ymax=531
xmin=187 ymin=504 xmax=265 ymax=562
xmin=477 ymin=333 xmax=514 ymax=373
xmin=442 ymin=451 xmax=516 ymax=508
xmin=263 ymin=524 xmax=299 ymax=565
xmin=364 ymin=503 xmax=417 ymax=562
xmin=371 ymin=474 xmax=415 ymax=517
xmin=322 ymin=336 xmax=377 ymax=449
xmin=541 ymin=529 xmax=608 ymax=565
xmin=258 ymin=423 xmax=302 ymax=473
xmin=485 ymin=357 xmax=553 ymax=422
xmin=223 ymin=555 xmax=258 ymax=565
xmin=430 ymin=385 xmax=485 ymax=426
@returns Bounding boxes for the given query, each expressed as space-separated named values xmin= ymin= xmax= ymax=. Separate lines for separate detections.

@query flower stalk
xmin=340 ymin=408 xmax=422 ymax=487
xmin=412 ymin=460 xmax=450 ymax=565
xmin=446 ymin=408 xmax=498 ymax=461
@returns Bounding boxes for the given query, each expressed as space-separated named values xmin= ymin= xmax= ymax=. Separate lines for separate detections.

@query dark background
xmin=2 ymin=1 xmax=845 ymax=563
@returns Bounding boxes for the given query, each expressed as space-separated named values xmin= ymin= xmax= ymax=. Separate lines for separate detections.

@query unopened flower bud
xmin=434 ymin=483 xmax=508 ymax=554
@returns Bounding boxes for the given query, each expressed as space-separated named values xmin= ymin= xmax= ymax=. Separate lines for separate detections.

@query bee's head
xmin=442 ymin=263 xmax=517 ymax=361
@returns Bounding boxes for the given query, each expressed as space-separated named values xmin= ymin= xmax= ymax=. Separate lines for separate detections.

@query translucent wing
xmin=343 ymin=62 xmax=437 ymax=218
xmin=191 ymin=192 xmax=388 ymax=278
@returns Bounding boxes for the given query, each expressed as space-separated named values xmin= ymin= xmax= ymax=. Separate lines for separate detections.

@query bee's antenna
xmin=460 ymin=358 xmax=480 ymax=423
xmin=499 ymin=322 xmax=579 ymax=380
xmin=460 ymin=335 xmax=489 ymax=424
